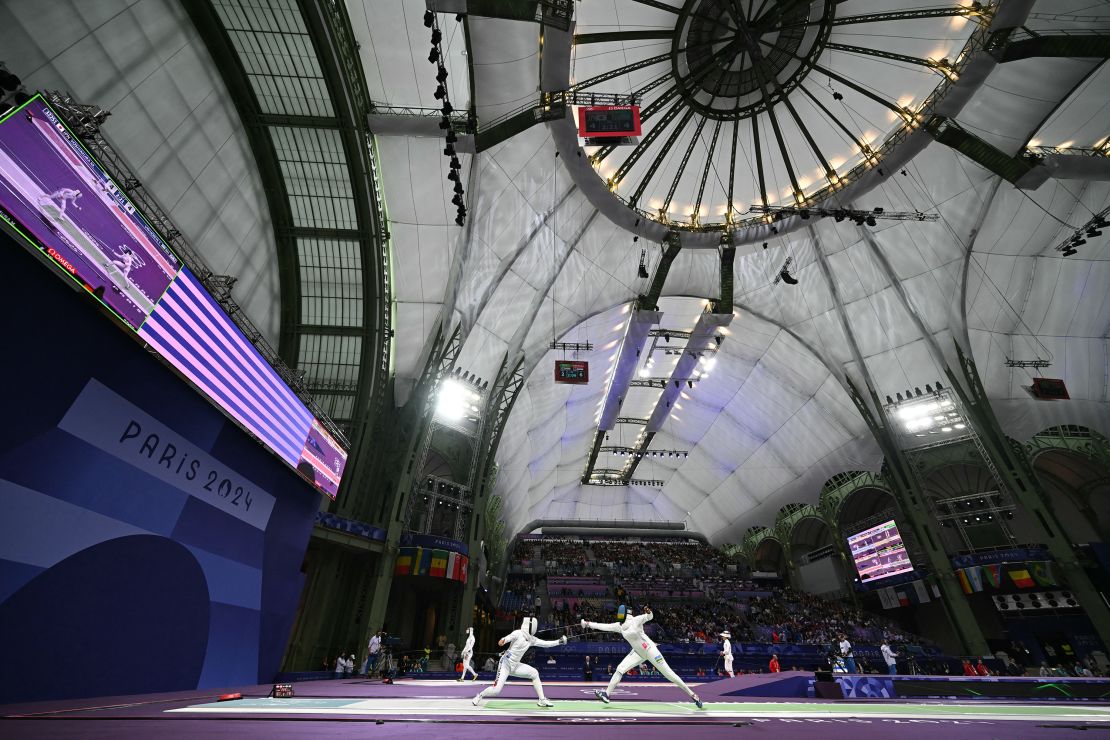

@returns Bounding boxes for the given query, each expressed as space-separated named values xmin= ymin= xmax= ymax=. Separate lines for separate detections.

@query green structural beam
xmin=995 ymin=33 xmax=1110 ymax=63
xmin=639 ymin=232 xmax=683 ymax=310
xmin=925 ymin=116 xmax=1040 ymax=184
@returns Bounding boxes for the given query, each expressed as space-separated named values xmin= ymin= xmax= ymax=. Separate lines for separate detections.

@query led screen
xmin=847 ymin=519 xmax=914 ymax=583
xmin=0 ymin=95 xmax=346 ymax=498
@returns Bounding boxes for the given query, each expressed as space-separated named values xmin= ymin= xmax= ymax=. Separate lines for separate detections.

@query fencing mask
xmin=521 ymin=616 xmax=538 ymax=636
xmin=617 ymin=604 xmax=627 ymax=623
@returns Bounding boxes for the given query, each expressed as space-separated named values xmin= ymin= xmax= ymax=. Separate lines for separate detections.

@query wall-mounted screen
xmin=0 ymin=94 xmax=346 ymax=498
xmin=847 ymin=519 xmax=914 ymax=584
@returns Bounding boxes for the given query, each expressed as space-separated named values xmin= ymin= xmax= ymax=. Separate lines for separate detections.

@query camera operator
xmin=880 ymin=639 xmax=899 ymax=675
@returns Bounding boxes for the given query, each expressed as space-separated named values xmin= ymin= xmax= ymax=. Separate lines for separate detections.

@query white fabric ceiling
xmin=8 ymin=0 xmax=1105 ymax=544
xmin=361 ymin=0 xmax=1110 ymax=544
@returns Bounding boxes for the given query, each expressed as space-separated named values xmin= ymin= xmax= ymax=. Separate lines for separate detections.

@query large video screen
xmin=0 ymin=95 xmax=346 ymax=498
xmin=847 ymin=519 xmax=914 ymax=584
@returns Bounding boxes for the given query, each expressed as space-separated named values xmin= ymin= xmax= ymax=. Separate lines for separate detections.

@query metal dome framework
xmin=566 ymin=0 xmax=994 ymax=237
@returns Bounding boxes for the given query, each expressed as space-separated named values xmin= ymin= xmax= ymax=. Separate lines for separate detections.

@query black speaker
xmin=814 ymin=681 xmax=844 ymax=700
xmin=814 ymin=670 xmax=833 ymax=682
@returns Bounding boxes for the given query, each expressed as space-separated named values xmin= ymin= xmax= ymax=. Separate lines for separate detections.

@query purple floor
xmin=1 ymin=676 xmax=1103 ymax=739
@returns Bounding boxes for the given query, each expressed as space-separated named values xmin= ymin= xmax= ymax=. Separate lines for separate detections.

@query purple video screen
xmin=846 ymin=519 xmax=914 ymax=583
xmin=0 ymin=95 xmax=346 ymax=498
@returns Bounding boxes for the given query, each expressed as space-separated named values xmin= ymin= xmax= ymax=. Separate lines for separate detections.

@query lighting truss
xmin=435 ymin=377 xmax=483 ymax=423
xmin=749 ymin=205 xmax=940 ymax=224
xmin=602 ymin=446 xmax=689 ymax=459
xmin=586 ymin=476 xmax=665 ymax=487
xmin=550 ymin=341 xmax=594 ymax=352
xmin=1054 ymin=205 xmax=1109 ymax=256
xmin=884 ymin=386 xmax=970 ymax=447
xmin=1004 ymin=357 xmax=1051 ymax=369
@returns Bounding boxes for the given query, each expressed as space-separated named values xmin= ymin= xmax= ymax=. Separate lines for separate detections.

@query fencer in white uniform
xmin=720 ymin=631 xmax=734 ymax=677
xmin=583 ymin=605 xmax=702 ymax=708
xmin=458 ymin=626 xmax=478 ymax=681
xmin=472 ymin=617 xmax=565 ymax=707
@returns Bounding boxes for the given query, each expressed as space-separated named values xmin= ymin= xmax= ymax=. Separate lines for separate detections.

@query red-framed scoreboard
xmin=577 ymin=105 xmax=642 ymax=138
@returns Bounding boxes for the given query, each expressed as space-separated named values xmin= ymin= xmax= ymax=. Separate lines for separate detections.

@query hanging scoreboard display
xmin=577 ymin=105 xmax=641 ymax=138
xmin=554 ymin=360 xmax=589 ymax=384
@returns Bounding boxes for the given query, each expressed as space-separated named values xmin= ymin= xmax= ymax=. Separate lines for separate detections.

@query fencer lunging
xmin=473 ymin=617 xmax=565 ymax=707
xmin=458 ymin=626 xmax=478 ymax=681
xmin=583 ymin=605 xmax=703 ymax=708
xmin=720 ymin=631 xmax=734 ymax=677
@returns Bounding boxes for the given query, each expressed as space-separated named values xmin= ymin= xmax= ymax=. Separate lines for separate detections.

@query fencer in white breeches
xmin=458 ymin=626 xmax=478 ymax=681
xmin=473 ymin=617 xmax=565 ymax=707
xmin=720 ymin=631 xmax=734 ymax=677
xmin=583 ymin=605 xmax=702 ymax=708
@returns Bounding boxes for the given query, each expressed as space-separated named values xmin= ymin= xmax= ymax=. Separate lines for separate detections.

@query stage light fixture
xmin=448 ymin=169 xmax=459 ymax=182
xmin=445 ymin=129 xmax=457 ymax=144
xmin=431 ymin=28 xmax=442 ymax=45
xmin=423 ymin=10 xmax=434 ymax=27
xmin=455 ymin=213 xmax=465 ymax=226
xmin=436 ymin=378 xmax=481 ymax=421
xmin=450 ymin=155 xmax=461 ymax=169
xmin=436 ymin=66 xmax=449 ymax=83
xmin=428 ymin=47 xmax=440 ymax=64
xmin=779 ymin=266 xmax=798 ymax=285
xmin=452 ymin=193 xmax=464 ymax=207
xmin=442 ymin=101 xmax=453 ymax=115
xmin=865 ymin=215 xmax=877 ymax=227
xmin=454 ymin=181 xmax=464 ymax=194
xmin=434 ymin=84 xmax=446 ymax=100
xmin=444 ymin=143 xmax=455 ymax=156
xmin=438 ymin=117 xmax=450 ymax=130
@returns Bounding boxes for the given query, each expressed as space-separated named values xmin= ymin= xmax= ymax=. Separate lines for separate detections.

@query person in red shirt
xmin=962 ymin=659 xmax=976 ymax=676
xmin=976 ymin=659 xmax=990 ymax=676
xmin=769 ymin=654 xmax=781 ymax=673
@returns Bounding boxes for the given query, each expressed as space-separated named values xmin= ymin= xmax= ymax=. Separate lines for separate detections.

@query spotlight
xmin=714 ymin=335 xmax=722 ymax=347
xmin=431 ymin=29 xmax=442 ymax=45
xmin=455 ymin=213 xmax=465 ymax=226
xmin=799 ymin=209 xmax=810 ymax=219
xmin=450 ymin=156 xmax=461 ymax=169
xmin=448 ymin=169 xmax=459 ymax=182
xmin=886 ymin=395 xmax=893 ymax=405
xmin=454 ymin=181 xmax=464 ymax=194
xmin=438 ymin=117 xmax=450 ymax=130
xmin=1088 ymin=229 xmax=1103 ymax=238
xmin=834 ymin=211 xmax=845 ymax=222
xmin=1062 ymin=248 xmax=1078 ymax=257
xmin=896 ymin=392 xmax=903 ymax=402
xmin=1073 ymin=237 xmax=1087 ymax=246
xmin=452 ymin=193 xmax=464 ymax=207
xmin=914 ymin=387 xmax=922 ymax=396
xmin=442 ymin=101 xmax=453 ymax=115
xmin=445 ymin=129 xmax=457 ymax=144
xmin=779 ymin=266 xmax=798 ymax=285
xmin=832 ymin=91 xmax=843 ymax=101
xmin=457 ymin=205 xmax=466 ymax=216
xmin=865 ymin=215 xmax=877 ymax=227
xmin=434 ymin=84 xmax=446 ymax=100
xmin=762 ymin=242 xmax=768 ymax=249
xmin=925 ymin=384 xmax=933 ymax=393
xmin=423 ymin=10 xmax=434 ymax=27
xmin=428 ymin=47 xmax=440 ymax=64
xmin=638 ymin=264 xmax=649 ymax=279
xmin=456 ymin=13 xmax=464 ymax=21
xmin=436 ymin=66 xmax=448 ymax=83
xmin=444 ymin=143 xmax=455 ymax=156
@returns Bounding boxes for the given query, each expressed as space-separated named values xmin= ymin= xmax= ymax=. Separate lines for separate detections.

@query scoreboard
xmin=554 ymin=360 xmax=589 ymax=384
xmin=577 ymin=105 xmax=641 ymax=138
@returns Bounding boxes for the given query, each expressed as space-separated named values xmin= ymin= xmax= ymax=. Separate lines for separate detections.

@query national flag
xmin=453 ymin=554 xmax=469 ymax=583
xmin=912 ymin=580 xmax=930 ymax=603
xmin=1008 ymin=567 xmax=1035 ymax=589
xmin=417 ymin=547 xmax=433 ymax=576
xmin=896 ymin=587 xmax=911 ymax=607
xmin=430 ymin=549 xmax=449 ymax=578
xmin=966 ymin=565 xmax=984 ymax=593
xmin=878 ymin=587 xmax=898 ymax=609
xmin=1031 ymin=561 xmax=1056 ymax=587
xmin=982 ymin=564 xmax=1002 ymax=588
xmin=446 ymin=552 xmax=458 ymax=580
xmin=394 ymin=549 xmax=413 ymax=576
xmin=957 ymin=569 xmax=972 ymax=594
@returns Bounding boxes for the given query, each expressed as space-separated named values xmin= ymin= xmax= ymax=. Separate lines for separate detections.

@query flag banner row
xmin=956 ymin=560 xmax=1056 ymax=593
xmin=877 ymin=579 xmax=938 ymax=609
xmin=394 ymin=545 xmax=468 ymax=582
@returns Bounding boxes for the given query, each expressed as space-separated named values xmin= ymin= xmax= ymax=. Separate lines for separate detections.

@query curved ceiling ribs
xmin=187 ymin=0 xmax=390 ymax=444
